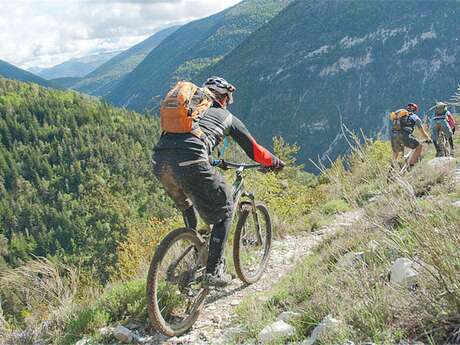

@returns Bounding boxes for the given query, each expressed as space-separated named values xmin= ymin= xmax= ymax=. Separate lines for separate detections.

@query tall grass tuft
xmin=0 ymin=257 xmax=78 ymax=320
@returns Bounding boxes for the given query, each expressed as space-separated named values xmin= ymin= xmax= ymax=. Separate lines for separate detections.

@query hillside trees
xmin=0 ymin=78 xmax=171 ymax=280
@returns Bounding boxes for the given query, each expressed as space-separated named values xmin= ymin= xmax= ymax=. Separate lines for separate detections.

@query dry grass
xmin=0 ymin=257 xmax=78 ymax=307
xmin=0 ymin=257 xmax=81 ymax=344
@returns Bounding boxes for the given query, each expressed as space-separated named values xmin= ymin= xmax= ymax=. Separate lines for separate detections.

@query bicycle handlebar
xmin=211 ymin=159 xmax=261 ymax=170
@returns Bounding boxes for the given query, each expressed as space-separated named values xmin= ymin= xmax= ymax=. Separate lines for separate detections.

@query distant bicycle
xmin=146 ymin=159 xmax=272 ymax=336
xmin=433 ymin=122 xmax=451 ymax=157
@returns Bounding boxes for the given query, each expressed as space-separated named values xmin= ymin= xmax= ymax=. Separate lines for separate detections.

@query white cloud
xmin=0 ymin=0 xmax=241 ymax=69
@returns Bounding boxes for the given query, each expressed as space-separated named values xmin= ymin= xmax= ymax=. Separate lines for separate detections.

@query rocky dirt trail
xmin=133 ymin=210 xmax=364 ymax=345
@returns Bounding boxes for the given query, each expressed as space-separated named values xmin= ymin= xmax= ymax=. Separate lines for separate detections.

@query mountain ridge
xmin=105 ymin=0 xmax=292 ymax=112
xmin=30 ymin=51 xmax=120 ymax=79
xmin=0 ymin=59 xmax=57 ymax=88
xmin=69 ymin=26 xmax=180 ymax=97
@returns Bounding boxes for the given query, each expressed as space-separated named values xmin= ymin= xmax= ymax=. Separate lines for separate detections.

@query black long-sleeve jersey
xmin=154 ymin=102 xmax=275 ymax=166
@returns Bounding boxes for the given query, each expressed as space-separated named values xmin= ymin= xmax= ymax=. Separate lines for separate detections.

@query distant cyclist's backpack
xmin=160 ymin=81 xmax=215 ymax=138
xmin=390 ymin=109 xmax=409 ymax=121
xmin=390 ymin=109 xmax=410 ymax=131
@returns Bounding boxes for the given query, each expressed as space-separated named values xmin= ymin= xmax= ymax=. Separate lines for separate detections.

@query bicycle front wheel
xmin=233 ymin=203 xmax=272 ymax=284
xmin=146 ymin=228 xmax=209 ymax=336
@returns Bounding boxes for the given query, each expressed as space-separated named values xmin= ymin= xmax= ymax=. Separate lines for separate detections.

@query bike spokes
xmin=154 ymin=234 xmax=207 ymax=330
xmin=234 ymin=204 xmax=272 ymax=283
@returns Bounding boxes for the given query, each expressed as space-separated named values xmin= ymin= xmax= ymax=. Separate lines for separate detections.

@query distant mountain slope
xmin=0 ymin=60 xmax=56 ymax=88
xmin=198 ymin=0 xmax=460 ymax=169
xmin=106 ymin=0 xmax=292 ymax=112
xmin=32 ymin=51 xmax=120 ymax=79
xmin=71 ymin=26 xmax=180 ymax=97
xmin=51 ymin=76 xmax=83 ymax=89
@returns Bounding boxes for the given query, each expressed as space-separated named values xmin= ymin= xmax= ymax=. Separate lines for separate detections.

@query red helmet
xmin=406 ymin=103 xmax=419 ymax=113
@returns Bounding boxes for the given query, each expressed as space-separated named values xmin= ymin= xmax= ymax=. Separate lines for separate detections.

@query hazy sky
xmin=0 ymin=0 xmax=241 ymax=69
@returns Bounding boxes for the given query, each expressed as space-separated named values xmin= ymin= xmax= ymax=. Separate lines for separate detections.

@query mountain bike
xmin=146 ymin=160 xmax=272 ymax=336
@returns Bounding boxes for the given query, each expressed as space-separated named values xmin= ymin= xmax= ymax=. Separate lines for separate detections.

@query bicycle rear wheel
xmin=435 ymin=126 xmax=450 ymax=157
xmin=441 ymin=134 xmax=450 ymax=157
xmin=233 ymin=203 xmax=272 ymax=284
xmin=146 ymin=228 xmax=209 ymax=336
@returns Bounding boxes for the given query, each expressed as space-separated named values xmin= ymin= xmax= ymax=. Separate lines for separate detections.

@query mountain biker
xmin=152 ymin=76 xmax=285 ymax=288
xmin=430 ymin=102 xmax=455 ymax=156
xmin=390 ymin=103 xmax=431 ymax=167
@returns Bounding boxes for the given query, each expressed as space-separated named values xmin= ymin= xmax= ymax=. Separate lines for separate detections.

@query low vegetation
xmin=236 ymin=132 xmax=460 ymax=344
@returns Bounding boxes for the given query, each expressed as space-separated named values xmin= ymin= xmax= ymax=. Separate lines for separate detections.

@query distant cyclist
xmin=447 ymin=111 xmax=456 ymax=135
xmin=390 ymin=103 xmax=431 ymax=167
xmin=430 ymin=102 xmax=455 ymax=156
xmin=152 ymin=77 xmax=284 ymax=288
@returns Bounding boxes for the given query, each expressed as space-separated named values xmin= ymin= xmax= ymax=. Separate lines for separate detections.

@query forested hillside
xmin=0 ymin=78 xmax=169 ymax=279
xmin=0 ymin=60 xmax=57 ymax=89
xmin=69 ymin=26 xmax=180 ymax=97
xmin=197 ymin=0 xmax=460 ymax=170
xmin=106 ymin=0 xmax=291 ymax=112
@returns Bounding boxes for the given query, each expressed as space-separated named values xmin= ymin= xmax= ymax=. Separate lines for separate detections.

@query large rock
xmin=336 ymin=252 xmax=365 ymax=268
xmin=390 ymin=258 xmax=420 ymax=286
xmin=426 ymin=157 xmax=455 ymax=171
xmin=278 ymin=311 xmax=301 ymax=323
xmin=258 ymin=320 xmax=296 ymax=344
xmin=304 ymin=315 xmax=342 ymax=345
xmin=452 ymin=200 xmax=460 ymax=208
xmin=113 ymin=325 xmax=134 ymax=343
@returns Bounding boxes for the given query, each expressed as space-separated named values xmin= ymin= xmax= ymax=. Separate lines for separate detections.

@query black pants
xmin=152 ymin=150 xmax=234 ymax=273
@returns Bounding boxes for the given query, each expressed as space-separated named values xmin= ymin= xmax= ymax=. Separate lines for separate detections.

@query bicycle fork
xmin=242 ymin=191 xmax=263 ymax=245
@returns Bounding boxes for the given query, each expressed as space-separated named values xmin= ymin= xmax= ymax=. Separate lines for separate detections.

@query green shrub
xmin=101 ymin=279 xmax=147 ymax=322
xmin=321 ymin=199 xmax=350 ymax=215
xmin=64 ymin=307 xmax=110 ymax=345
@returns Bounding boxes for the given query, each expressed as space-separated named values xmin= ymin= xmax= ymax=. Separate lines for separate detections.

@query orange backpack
xmin=389 ymin=109 xmax=409 ymax=121
xmin=160 ymin=81 xmax=214 ymax=138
